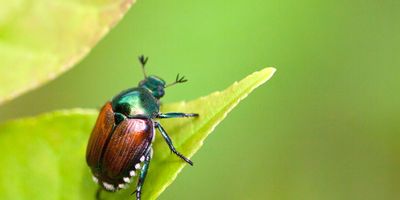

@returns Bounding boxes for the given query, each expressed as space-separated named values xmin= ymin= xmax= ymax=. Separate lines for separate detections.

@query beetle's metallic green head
xmin=137 ymin=55 xmax=188 ymax=99
xmin=139 ymin=75 xmax=166 ymax=99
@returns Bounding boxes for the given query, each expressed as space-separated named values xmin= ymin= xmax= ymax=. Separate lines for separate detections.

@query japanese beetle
xmin=86 ymin=55 xmax=198 ymax=200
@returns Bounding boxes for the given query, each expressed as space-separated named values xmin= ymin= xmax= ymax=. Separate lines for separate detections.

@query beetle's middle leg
xmin=157 ymin=112 xmax=199 ymax=119
xmin=155 ymin=122 xmax=193 ymax=165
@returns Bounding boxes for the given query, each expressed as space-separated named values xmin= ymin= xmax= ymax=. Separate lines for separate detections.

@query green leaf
xmin=0 ymin=0 xmax=135 ymax=105
xmin=0 ymin=67 xmax=275 ymax=200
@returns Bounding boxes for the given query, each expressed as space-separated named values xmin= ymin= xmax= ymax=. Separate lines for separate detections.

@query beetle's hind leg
xmin=132 ymin=148 xmax=153 ymax=200
xmin=95 ymin=186 xmax=103 ymax=200
xmin=155 ymin=122 xmax=193 ymax=165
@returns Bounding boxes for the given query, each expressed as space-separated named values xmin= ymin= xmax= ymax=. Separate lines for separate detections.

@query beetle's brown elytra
xmin=86 ymin=55 xmax=199 ymax=200
xmin=86 ymin=102 xmax=115 ymax=169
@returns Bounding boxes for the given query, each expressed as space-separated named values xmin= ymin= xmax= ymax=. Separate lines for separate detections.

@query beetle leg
xmin=157 ymin=112 xmax=199 ymax=119
xmin=132 ymin=148 xmax=152 ymax=200
xmin=95 ymin=186 xmax=102 ymax=200
xmin=155 ymin=122 xmax=193 ymax=165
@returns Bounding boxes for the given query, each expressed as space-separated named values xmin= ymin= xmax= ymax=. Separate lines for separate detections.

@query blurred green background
xmin=1 ymin=0 xmax=400 ymax=199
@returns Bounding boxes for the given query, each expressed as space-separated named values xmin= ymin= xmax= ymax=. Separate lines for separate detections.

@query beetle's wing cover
xmin=86 ymin=102 xmax=115 ymax=171
xmin=102 ymin=118 xmax=154 ymax=181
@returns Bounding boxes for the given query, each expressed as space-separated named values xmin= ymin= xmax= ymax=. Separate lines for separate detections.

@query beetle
xmin=86 ymin=55 xmax=198 ymax=200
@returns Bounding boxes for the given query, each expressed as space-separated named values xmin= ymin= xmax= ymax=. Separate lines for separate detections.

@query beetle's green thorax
xmin=139 ymin=75 xmax=166 ymax=99
xmin=110 ymin=75 xmax=165 ymax=121
xmin=111 ymin=87 xmax=160 ymax=119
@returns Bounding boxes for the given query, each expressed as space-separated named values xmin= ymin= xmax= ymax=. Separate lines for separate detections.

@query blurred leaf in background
xmin=0 ymin=0 xmax=135 ymax=104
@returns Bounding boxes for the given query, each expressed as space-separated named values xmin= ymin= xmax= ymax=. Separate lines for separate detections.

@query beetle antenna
xmin=165 ymin=73 xmax=188 ymax=88
xmin=138 ymin=55 xmax=148 ymax=78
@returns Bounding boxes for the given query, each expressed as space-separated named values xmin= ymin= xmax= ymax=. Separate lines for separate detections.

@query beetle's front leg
xmin=155 ymin=122 xmax=193 ymax=165
xmin=157 ymin=112 xmax=199 ymax=119
xmin=132 ymin=148 xmax=152 ymax=200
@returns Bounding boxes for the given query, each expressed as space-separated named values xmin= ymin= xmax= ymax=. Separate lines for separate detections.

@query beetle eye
xmin=157 ymin=88 xmax=165 ymax=98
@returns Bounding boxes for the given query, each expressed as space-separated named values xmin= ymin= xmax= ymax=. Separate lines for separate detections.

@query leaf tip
xmin=258 ymin=67 xmax=276 ymax=80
